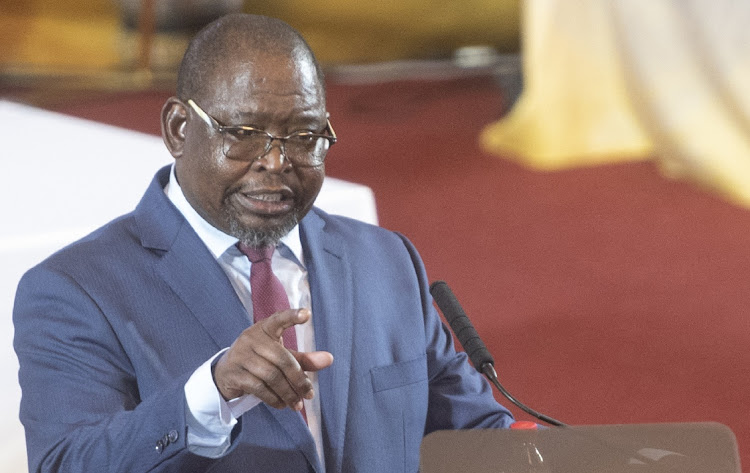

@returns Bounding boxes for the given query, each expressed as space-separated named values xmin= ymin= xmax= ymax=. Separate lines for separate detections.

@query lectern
xmin=420 ymin=422 xmax=741 ymax=472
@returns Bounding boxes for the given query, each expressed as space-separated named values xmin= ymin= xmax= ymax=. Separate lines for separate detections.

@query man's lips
xmin=233 ymin=188 xmax=294 ymax=215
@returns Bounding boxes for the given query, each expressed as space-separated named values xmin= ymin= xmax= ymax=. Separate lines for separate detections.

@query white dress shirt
xmin=164 ymin=165 xmax=325 ymax=467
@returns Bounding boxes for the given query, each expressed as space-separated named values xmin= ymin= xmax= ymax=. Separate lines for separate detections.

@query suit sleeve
xmin=394 ymin=233 xmax=516 ymax=433
xmin=13 ymin=265 xmax=216 ymax=473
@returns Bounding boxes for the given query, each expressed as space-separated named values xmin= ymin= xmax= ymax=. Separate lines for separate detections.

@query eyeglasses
xmin=186 ymin=99 xmax=337 ymax=167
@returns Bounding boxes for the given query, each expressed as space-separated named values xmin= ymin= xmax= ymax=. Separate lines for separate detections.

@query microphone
xmin=429 ymin=280 xmax=495 ymax=371
xmin=429 ymin=280 xmax=566 ymax=427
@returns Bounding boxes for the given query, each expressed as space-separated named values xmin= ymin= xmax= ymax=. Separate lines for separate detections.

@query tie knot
xmin=237 ymin=243 xmax=275 ymax=263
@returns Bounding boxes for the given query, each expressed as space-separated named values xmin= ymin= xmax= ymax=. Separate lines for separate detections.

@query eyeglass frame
xmin=186 ymin=98 xmax=337 ymax=167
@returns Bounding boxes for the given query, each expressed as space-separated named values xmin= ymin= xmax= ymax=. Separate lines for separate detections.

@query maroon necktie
xmin=237 ymin=243 xmax=307 ymax=422
xmin=236 ymin=243 xmax=298 ymax=350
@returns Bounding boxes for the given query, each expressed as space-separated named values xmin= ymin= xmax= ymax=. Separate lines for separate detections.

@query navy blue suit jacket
xmin=14 ymin=166 xmax=513 ymax=472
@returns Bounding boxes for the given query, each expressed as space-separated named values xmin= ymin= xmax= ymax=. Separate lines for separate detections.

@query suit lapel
xmin=300 ymin=208 xmax=354 ymax=473
xmin=135 ymin=166 xmax=250 ymax=349
xmin=156 ymin=223 xmax=251 ymax=349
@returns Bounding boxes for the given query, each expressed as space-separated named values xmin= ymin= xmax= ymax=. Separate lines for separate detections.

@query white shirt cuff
xmin=184 ymin=349 xmax=262 ymax=457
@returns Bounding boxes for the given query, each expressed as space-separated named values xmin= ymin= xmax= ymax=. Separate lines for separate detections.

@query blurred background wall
xmin=7 ymin=0 xmax=747 ymax=209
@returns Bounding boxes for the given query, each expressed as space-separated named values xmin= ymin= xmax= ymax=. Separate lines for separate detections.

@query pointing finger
xmin=261 ymin=308 xmax=311 ymax=340
xmin=294 ymin=351 xmax=334 ymax=372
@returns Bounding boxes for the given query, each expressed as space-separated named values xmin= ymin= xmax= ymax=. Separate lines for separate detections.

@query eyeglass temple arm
xmin=186 ymin=99 xmax=218 ymax=129
xmin=325 ymin=113 xmax=337 ymax=143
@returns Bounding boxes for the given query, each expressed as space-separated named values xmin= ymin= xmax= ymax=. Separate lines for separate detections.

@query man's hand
xmin=212 ymin=308 xmax=333 ymax=410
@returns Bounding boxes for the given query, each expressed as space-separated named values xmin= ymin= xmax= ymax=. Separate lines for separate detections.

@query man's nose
xmin=253 ymin=139 xmax=290 ymax=172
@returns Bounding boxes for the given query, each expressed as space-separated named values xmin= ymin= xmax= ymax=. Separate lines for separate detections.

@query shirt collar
xmin=164 ymin=164 xmax=303 ymax=263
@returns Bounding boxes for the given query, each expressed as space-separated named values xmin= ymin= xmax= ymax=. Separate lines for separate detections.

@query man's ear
xmin=161 ymin=97 xmax=188 ymax=158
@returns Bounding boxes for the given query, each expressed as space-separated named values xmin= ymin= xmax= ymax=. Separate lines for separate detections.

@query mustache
xmin=225 ymin=182 xmax=295 ymax=200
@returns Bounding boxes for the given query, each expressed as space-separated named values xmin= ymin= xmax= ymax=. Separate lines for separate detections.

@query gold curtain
xmin=482 ymin=0 xmax=750 ymax=207
xmin=0 ymin=0 xmax=120 ymax=69
xmin=245 ymin=0 xmax=520 ymax=63
xmin=0 ymin=0 xmax=520 ymax=69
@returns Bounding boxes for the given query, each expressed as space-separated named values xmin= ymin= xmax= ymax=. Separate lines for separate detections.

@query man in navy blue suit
xmin=13 ymin=13 xmax=513 ymax=472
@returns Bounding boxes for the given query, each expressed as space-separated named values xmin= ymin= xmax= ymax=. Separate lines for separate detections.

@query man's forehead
xmin=204 ymin=48 xmax=319 ymax=91
xmin=195 ymin=56 xmax=325 ymax=125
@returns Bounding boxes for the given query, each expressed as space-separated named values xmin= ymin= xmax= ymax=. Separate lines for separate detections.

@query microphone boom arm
xmin=481 ymin=363 xmax=566 ymax=427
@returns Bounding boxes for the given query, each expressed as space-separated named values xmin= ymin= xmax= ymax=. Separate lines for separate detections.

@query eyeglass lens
xmin=222 ymin=131 xmax=331 ymax=166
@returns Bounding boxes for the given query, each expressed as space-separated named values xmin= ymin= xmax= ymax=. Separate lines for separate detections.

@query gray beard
xmin=226 ymin=211 xmax=299 ymax=249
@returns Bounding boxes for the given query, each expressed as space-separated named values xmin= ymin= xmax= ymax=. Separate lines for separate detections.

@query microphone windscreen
xmin=429 ymin=280 xmax=495 ymax=371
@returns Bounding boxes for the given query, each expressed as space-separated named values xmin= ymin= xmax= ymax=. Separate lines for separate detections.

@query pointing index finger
xmin=262 ymin=308 xmax=311 ymax=339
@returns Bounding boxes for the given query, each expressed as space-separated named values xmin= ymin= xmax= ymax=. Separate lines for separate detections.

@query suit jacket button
xmin=168 ymin=430 xmax=179 ymax=443
xmin=155 ymin=439 xmax=164 ymax=454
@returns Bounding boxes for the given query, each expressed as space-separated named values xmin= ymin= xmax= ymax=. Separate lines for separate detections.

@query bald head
xmin=176 ymin=14 xmax=324 ymax=102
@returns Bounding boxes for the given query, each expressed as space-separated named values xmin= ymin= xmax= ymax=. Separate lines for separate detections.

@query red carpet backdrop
xmin=51 ymin=75 xmax=749 ymax=468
